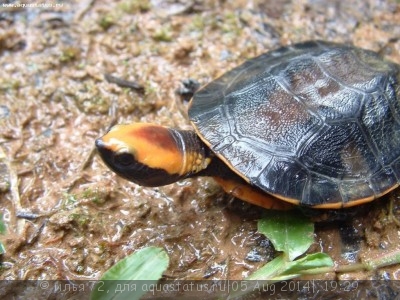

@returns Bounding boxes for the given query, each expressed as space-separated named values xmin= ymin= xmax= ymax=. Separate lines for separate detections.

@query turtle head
xmin=95 ymin=123 xmax=211 ymax=186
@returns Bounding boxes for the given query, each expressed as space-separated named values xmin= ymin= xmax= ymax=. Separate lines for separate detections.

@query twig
xmin=104 ymin=74 xmax=145 ymax=93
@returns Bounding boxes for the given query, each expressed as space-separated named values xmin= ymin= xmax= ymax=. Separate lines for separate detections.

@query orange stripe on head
xmin=101 ymin=123 xmax=185 ymax=176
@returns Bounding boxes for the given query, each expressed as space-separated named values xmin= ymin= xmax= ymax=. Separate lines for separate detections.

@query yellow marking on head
xmin=101 ymin=123 xmax=185 ymax=175
xmin=180 ymin=151 xmax=211 ymax=175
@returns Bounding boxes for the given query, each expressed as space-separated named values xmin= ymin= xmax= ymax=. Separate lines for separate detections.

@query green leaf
xmin=245 ymin=253 xmax=333 ymax=282
xmin=245 ymin=254 xmax=287 ymax=280
xmin=0 ymin=213 xmax=6 ymax=235
xmin=364 ymin=249 xmax=400 ymax=270
xmin=229 ymin=255 xmax=290 ymax=300
xmin=0 ymin=213 xmax=5 ymax=255
xmin=90 ymin=246 xmax=169 ymax=300
xmin=258 ymin=210 xmax=314 ymax=261
xmin=100 ymin=246 xmax=169 ymax=280
xmin=281 ymin=253 xmax=334 ymax=275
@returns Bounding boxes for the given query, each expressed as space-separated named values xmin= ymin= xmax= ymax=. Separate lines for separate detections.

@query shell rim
xmin=190 ymin=120 xmax=398 ymax=208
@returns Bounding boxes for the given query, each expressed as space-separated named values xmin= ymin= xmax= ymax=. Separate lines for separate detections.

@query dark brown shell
xmin=189 ymin=41 xmax=400 ymax=208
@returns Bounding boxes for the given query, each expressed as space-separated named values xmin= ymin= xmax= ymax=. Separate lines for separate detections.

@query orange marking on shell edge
xmin=311 ymin=182 xmax=400 ymax=209
xmin=214 ymin=177 xmax=294 ymax=210
xmin=212 ymin=177 xmax=397 ymax=210
xmin=101 ymin=123 xmax=185 ymax=176
xmin=214 ymin=176 xmax=395 ymax=209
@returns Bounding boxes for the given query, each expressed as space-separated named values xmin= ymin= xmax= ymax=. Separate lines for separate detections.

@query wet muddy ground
xmin=1 ymin=0 xmax=400 ymax=297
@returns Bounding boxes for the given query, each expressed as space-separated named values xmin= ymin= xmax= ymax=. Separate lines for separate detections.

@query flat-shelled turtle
xmin=96 ymin=41 xmax=400 ymax=210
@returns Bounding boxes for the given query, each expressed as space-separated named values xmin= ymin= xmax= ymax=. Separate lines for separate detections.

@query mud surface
xmin=0 ymin=0 xmax=400 ymax=294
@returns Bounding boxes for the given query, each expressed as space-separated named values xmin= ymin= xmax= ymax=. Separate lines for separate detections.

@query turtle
xmin=95 ymin=40 xmax=400 ymax=210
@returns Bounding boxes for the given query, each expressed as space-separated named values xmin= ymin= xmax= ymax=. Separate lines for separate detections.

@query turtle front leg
xmin=213 ymin=177 xmax=294 ymax=210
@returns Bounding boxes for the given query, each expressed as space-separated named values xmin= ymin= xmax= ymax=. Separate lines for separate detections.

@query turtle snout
xmin=95 ymin=138 xmax=105 ymax=150
xmin=95 ymin=138 xmax=113 ymax=159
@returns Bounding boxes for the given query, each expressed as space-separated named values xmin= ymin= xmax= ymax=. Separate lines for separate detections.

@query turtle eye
xmin=114 ymin=152 xmax=135 ymax=167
